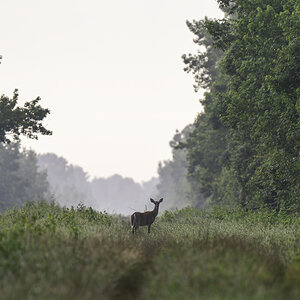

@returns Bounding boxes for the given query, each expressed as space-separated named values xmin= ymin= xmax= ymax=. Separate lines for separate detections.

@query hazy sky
xmin=0 ymin=0 xmax=223 ymax=182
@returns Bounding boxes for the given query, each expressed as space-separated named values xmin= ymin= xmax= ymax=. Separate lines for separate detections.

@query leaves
xmin=183 ymin=0 xmax=300 ymax=211
xmin=0 ymin=90 xmax=52 ymax=144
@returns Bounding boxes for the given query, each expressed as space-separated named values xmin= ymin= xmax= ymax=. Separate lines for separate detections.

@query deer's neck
xmin=152 ymin=206 xmax=159 ymax=217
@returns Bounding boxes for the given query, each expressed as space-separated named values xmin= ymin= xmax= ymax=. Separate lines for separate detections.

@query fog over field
xmin=37 ymin=153 xmax=159 ymax=215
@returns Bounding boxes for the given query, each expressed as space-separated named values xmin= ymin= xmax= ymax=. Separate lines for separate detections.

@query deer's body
xmin=131 ymin=198 xmax=163 ymax=234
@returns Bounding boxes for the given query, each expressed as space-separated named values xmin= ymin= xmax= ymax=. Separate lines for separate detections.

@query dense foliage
xmin=0 ymin=63 xmax=52 ymax=210
xmin=0 ymin=90 xmax=52 ymax=144
xmin=180 ymin=0 xmax=299 ymax=211
xmin=0 ymin=202 xmax=299 ymax=299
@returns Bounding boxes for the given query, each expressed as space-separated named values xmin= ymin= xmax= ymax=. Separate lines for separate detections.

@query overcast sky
xmin=0 ymin=0 xmax=223 ymax=182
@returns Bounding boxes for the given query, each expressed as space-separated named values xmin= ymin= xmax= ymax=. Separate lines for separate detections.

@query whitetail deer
xmin=130 ymin=198 xmax=163 ymax=234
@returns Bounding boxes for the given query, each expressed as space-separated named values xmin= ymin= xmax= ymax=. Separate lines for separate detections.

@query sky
xmin=0 ymin=0 xmax=223 ymax=182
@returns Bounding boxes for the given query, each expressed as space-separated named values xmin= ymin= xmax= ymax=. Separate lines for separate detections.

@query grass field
xmin=0 ymin=202 xmax=299 ymax=299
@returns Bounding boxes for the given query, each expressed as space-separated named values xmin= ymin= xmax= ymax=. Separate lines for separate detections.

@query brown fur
xmin=131 ymin=198 xmax=163 ymax=234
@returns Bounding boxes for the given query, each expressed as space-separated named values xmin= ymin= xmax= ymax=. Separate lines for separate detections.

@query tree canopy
xmin=179 ymin=0 xmax=299 ymax=211
xmin=0 ymin=90 xmax=52 ymax=143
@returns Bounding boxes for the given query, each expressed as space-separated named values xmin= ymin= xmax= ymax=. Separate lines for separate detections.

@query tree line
xmin=0 ymin=145 xmax=158 ymax=214
xmin=158 ymin=0 xmax=299 ymax=212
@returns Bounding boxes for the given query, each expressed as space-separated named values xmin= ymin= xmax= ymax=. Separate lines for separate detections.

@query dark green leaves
xmin=183 ymin=0 xmax=300 ymax=211
xmin=0 ymin=90 xmax=52 ymax=144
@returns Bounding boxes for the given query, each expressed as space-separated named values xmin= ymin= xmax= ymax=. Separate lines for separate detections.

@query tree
xmin=156 ymin=125 xmax=204 ymax=209
xmin=37 ymin=153 xmax=93 ymax=208
xmin=0 ymin=143 xmax=49 ymax=210
xmin=0 ymin=55 xmax=52 ymax=210
xmin=181 ymin=17 xmax=241 ymax=207
xmin=0 ymin=89 xmax=52 ymax=143
xmin=204 ymin=0 xmax=300 ymax=210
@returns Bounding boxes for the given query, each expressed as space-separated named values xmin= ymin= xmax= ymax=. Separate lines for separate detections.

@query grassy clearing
xmin=0 ymin=202 xmax=299 ymax=299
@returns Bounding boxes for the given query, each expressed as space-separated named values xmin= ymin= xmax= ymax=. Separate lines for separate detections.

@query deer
xmin=130 ymin=198 xmax=163 ymax=234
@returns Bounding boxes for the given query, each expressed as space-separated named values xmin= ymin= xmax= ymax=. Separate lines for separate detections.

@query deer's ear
xmin=159 ymin=198 xmax=163 ymax=203
xmin=150 ymin=198 xmax=155 ymax=203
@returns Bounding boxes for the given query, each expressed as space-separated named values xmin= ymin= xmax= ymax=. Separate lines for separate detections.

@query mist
xmin=37 ymin=153 xmax=159 ymax=215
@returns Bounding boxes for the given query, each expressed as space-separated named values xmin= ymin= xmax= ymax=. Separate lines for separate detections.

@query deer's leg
xmin=133 ymin=225 xmax=138 ymax=234
xmin=132 ymin=225 xmax=138 ymax=235
xmin=148 ymin=224 xmax=151 ymax=234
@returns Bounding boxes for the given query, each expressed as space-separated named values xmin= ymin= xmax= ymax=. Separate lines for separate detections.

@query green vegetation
xmin=157 ymin=0 xmax=300 ymax=211
xmin=0 ymin=1 xmax=299 ymax=298
xmin=0 ymin=90 xmax=52 ymax=144
xmin=0 ymin=202 xmax=299 ymax=299
xmin=202 ymin=0 xmax=300 ymax=210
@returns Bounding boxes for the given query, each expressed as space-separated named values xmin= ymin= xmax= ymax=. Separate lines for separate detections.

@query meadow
xmin=0 ymin=202 xmax=299 ymax=300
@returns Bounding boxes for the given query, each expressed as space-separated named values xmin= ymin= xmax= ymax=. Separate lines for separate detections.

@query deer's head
xmin=150 ymin=198 xmax=163 ymax=210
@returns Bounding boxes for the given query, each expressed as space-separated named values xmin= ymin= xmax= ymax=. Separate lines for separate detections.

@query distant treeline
xmin=0 ymin=143 xmax=48 ymax=211
xmin=0 ymin=141 xmax=195 ymax=214
xmin=37 ymin=153 xmax=159 ymax=215
xmin=0 ymin=145 xmax=159 ymax=215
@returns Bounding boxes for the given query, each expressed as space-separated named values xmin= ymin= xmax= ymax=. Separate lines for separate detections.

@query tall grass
xmin=0 ymin=202 xmax=299 ymax=299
